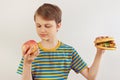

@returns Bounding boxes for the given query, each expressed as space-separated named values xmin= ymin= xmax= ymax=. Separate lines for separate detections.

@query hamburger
xmin=94 ymin=37 xmax=116 ymax=50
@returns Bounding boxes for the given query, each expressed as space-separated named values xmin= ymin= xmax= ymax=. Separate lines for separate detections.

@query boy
xmin=17 ymin=3 xmax=106 ymax=80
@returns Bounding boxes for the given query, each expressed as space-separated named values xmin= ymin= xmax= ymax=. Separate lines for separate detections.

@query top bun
xmin=94 ymin=37 xmax=114 ymax=44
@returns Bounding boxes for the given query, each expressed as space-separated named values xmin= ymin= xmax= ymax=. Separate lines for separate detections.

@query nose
xmin=40 ymin=26 xmax=46 ymax=33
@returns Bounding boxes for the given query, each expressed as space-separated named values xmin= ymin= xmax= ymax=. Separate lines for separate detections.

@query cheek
xmin=50 ymin=28 xmax=57 ymax=34
xmin=46 ymin=30 xmax=56 ymax=38
xmin=36 ymin=29 xmax=41 ymax=34
xmin=36 ymin=29 xmax=40 ymax=35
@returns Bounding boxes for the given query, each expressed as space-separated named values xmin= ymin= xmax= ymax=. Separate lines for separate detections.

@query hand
xmin=94 ymin=36 xmax=109 ymax=54
xmin=22 ymin=45 xmax=39 ymax=64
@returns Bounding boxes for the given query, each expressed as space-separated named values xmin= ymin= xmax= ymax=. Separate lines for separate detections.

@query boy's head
xmin=34 ymin=3 xmax=62 ymax=24
xmin=34 ymin=3 xmax=62 ymax=41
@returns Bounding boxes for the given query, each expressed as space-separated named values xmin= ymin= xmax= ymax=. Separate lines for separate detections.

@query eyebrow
xmin=35 ymin=23 xmax=52 ymax=26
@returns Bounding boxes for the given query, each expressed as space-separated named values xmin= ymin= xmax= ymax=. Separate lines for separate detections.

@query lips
xmin=40 ymin=34 xmax=47 ymax=37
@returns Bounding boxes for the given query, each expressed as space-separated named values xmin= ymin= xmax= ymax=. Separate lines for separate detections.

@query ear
xmin=57 ymin=23 xmax=61 ymax=30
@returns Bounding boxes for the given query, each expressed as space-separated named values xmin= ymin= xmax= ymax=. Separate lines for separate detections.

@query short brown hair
xmin=34 ymin=3 xmax=62 ymax=24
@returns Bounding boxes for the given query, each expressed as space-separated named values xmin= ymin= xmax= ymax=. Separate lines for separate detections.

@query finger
xmin=96 ymin=36 xmax=106 ymax=40
xmin=34 ymin=50 xmax=39 ymax=56
xmin=96 ymin=36 xmax=102 ymax=40
xmin=27 ymin=46 xmax=33 ymax=55
xmin=24 ymin=52 xmax=30 ymax=59
xmin=96 ymin=37 xmax=99 ymax=40
xmin=22 ymin=45 xmax=30 ymax=55
xmin=101 ymin=36 xmax=104 ymax=39
xmin=105 ymin=36 xmax=109 ymax=38
xmin=30 ymin=49 xmax=39 ymax=58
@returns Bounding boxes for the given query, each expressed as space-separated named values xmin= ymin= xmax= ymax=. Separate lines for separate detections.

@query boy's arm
xmin=80 ymin=49 xmax=104 ymax=80
xmin=21 ymin=45 xmax=39 ymax=80
xmin=22 ymin=62 xmax=33 ymax=80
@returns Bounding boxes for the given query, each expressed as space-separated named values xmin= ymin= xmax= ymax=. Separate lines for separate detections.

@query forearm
xmin=88 ymin=51 xmax=104 ymax=80
xmin=22 ymin=62 xmax=33 ymax=80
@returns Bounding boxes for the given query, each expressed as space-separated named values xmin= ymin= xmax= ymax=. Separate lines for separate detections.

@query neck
xmin=40 ymin=38 xmax=59 ymax=49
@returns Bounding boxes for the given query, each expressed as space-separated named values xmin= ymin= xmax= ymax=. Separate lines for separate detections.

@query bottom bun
xmin=96 ymin=45 xmax=116 ymax=50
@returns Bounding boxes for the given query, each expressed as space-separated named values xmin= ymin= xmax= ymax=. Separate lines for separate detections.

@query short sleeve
xmin=71 ymin=49 xmax=87 ymax=73
xmin=16 ymin=57 xmax=24 ymax=75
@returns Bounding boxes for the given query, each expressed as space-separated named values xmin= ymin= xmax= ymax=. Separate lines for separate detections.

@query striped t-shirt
xmin=17 ymin=41 xmax=87 ymax=80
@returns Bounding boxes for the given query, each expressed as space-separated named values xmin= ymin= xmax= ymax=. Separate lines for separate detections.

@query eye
xmin=37 ymin=25 xmax=41 ymax=28
xmin=45 ymin=25 xmax=52 ymax=28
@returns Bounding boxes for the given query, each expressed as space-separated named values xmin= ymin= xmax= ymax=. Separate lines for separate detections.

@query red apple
xmin=22 ymin=40 xmax=38 ymax=54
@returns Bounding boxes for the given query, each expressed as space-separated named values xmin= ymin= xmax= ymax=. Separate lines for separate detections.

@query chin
xmin=41 ymin=38 xmax=49 ymax=41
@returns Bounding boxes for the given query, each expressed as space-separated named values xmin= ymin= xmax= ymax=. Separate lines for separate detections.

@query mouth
xmin=40 ymin=34 xmax=47 ymax=37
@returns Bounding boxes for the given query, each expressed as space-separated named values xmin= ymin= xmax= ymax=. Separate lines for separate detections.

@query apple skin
xmin=22 ymin=40 xmax=38 ymax=54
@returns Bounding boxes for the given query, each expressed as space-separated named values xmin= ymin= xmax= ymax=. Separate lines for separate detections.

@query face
xmin=35 ymin=15 xmax=61 ymax=41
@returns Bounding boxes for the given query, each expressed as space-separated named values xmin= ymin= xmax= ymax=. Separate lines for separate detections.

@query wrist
xmin=23 ymin=61 xmax=32 ymax=66
xmin=97 ymin=48 xmax=105 ymax=54
xmin=96 ymin=51 xmax=104 ymax=58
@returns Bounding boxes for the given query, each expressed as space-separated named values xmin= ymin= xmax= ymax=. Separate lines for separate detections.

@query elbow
xmin=87 ymin=68 xmax=98 ymax=80
xmin=88 ymin=77 xmax=96 ymax=80
xmin=87 ymin=73 xmax=97 ymax=80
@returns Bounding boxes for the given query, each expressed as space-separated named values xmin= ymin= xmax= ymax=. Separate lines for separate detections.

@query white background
xmin=0 ymin=0 xmax=120 ymax=80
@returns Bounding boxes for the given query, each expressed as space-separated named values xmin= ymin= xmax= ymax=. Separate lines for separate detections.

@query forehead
xmin=35 ymin=15 xmax=56 ymax=25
